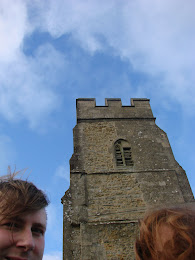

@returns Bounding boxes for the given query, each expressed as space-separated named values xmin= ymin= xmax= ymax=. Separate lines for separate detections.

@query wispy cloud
xmin=0 ymin=44 xmax=64 ymax=129
xmin=55 ymin=164 xmax=70 ymax=183
xmin=43 ymin=251 xmax=62 ymax=260
xmin=0 ymin=0 xmax=28 ymax=62
xmin=33 ymin=0 xmax=195 ymax=111
xmin=0 ymin=1 xmax=65 ymax=129
xmin=0 ymin=0 xmax=195 ymax=130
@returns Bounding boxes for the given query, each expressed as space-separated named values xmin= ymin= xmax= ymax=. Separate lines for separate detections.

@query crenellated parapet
xmin=62 ymin=97 xmax=194 ymax=260
xmin=76 ymin=98 xmax=155 ymax=122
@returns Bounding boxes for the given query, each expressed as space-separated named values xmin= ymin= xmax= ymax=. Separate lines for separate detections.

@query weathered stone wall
xmin=80 ymin=222 xmax=139 ymax=260
xmin=87 ymin=173 xmax=145 ymax=222
xmin=73 ymin=120 xmax=176 ymax=174
xmin=62 ymin=98 xmax=194 ymax=260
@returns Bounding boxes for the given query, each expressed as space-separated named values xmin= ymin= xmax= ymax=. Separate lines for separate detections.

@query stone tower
xmin=61 ymin=98 xmax=194 ymax=260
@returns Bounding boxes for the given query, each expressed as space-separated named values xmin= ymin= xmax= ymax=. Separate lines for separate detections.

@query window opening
xmin=115 ymin=140 xmax=133 ymax=167
xmin=115 ymin=144 xmax=123 ymax=166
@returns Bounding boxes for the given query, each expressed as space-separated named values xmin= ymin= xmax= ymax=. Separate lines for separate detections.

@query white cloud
xmin=0 ymin=1 xmax=65 ymax=130
xmin=0 ymin=0 xmax=195 ymax=129
xmin=43 ymin=251 xmax=62 ymax=260
xmin=0 ymin=43 xmax=65 ymax=129
xmin=31 ymin=0 xmax=120 ymax=52
xmin=55 ymin=164 xmax=70 ymax=183
xmin=0 ymin=0 xmax=28 ymax=62
xmin=34 ymin=0 xmax=195 ymax=68
xmin=32 ymin=0 xmax=195 ymax=111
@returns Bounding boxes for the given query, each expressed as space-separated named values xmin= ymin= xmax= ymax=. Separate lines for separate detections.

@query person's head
xmin=0 ymin=171 xmax=49 ymax=260
xmin=135 ymin=207 xmax=195 ymax=260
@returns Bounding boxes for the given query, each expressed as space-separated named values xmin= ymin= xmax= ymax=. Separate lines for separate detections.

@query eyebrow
xmin=32 ymin=223 xmax=46 ymax=231
xmin=11 ymin=217 xmax=47 ymax=231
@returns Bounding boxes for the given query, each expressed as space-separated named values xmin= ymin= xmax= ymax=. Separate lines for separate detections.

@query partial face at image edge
xmin=0 ymin=208 xmax=47 ymax=260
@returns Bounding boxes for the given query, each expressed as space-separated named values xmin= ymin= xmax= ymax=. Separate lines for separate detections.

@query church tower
xmin=62 ymin=98 xmax=194 ymax=259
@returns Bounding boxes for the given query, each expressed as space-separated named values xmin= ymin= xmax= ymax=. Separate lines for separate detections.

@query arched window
xmin=114 ymin=139 xmax=133 ymax=167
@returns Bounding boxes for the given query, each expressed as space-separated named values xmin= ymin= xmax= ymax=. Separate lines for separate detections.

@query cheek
xmin=0 ymin=230 xmax=13 ymax=251
xmin=34 ymin=237 xmax=45 ymax=257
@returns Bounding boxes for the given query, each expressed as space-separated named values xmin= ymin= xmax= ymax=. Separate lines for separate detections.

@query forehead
xmin=20 ymin=208 xmax=47 ymax=225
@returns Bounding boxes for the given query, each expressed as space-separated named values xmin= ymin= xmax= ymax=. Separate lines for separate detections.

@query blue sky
xmin=0 ymin=0 xmax=195 ymax=259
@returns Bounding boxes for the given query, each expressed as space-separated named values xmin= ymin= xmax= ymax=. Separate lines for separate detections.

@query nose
xmin=15 ymin=228 xmax=35 ymax=251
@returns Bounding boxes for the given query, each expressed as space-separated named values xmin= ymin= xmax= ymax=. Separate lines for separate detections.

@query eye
xmin=2 ymin=222 xmax=13 ymax=228
xmin=32 ymin=227 xmax=45 ymax=236
xmin=1 ymin=222 xmax=20 ymax=230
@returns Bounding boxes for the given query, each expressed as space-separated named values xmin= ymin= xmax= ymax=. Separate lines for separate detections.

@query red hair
xmin=135 ymin=207 xmax=195 ymax=260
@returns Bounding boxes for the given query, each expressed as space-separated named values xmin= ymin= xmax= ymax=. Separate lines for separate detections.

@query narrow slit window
xmin=115 ymin=140 xmax=133 ymax=167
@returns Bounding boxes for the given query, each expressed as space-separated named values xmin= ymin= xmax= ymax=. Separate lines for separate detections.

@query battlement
xmin=76 ymin=98 xmax=154 ymax=121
